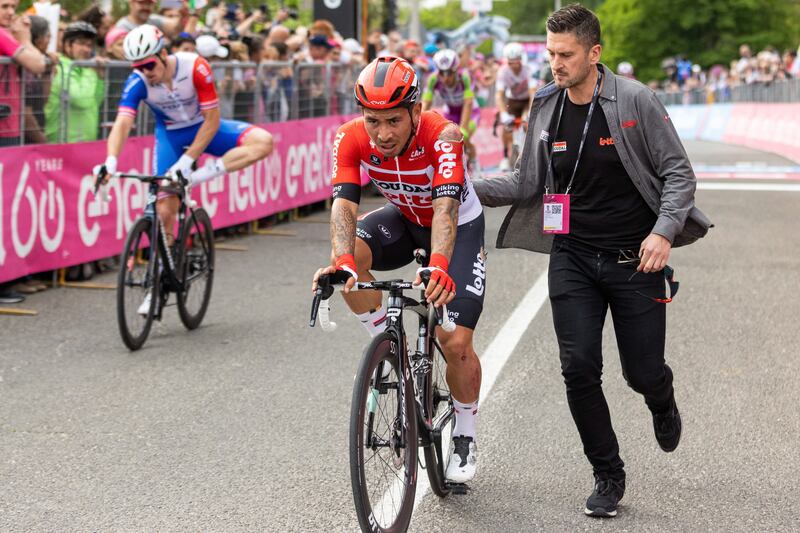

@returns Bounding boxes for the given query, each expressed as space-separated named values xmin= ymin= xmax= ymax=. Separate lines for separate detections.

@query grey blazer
xmin=473 ymin=64 xmax=712 ymax=254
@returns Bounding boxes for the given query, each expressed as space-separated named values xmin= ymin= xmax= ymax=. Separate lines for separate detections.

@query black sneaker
xmin=584 ymin=475 xmax=625 ymax=517
xmin=0 ymin=290 xmax=25 ymax=304
xmin=653 ymin=398 xmax=682 ymax=452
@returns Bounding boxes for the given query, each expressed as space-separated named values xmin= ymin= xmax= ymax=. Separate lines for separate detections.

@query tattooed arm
xmin=430 ymin=123 xmax=463 ymax=261
xmin=417 ymin=122 xmax=464 ymax=306
xmin=311 ymin=197 xmax=360 ymax=293
xmin=330 ymin=198 xmax=359 ymax=259
xmin=430 ymin=198 xmax=459 ymax=261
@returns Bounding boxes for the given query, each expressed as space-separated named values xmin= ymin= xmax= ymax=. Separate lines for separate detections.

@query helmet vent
xmin=373 ymin=61 xmax=391 ymax=87
xmin=388 ymin=86 xmax=405 ymax=104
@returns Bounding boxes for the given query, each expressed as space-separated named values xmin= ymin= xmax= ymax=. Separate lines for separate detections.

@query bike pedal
xmin=446 ymin=482 xmax=469 ymax=495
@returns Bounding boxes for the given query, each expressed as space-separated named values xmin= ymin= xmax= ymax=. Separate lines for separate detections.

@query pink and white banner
xmin=0 ymin=111 xmax=503 ymax=284
xmin=0 ymin=115 xmax=358 ymax=283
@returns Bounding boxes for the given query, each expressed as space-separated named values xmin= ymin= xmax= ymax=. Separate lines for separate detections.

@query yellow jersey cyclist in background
xmin=93 ymin=25 xmax=274 ymax=314
xmin=422 ymin=48 xmax=482 ymax=173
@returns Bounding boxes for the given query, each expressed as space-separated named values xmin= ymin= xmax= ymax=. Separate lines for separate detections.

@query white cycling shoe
xmin=137 ymin=292 xmax=152 ymax=316
xmin=445 ymin=436 xmax=477 ymax=483
xmin=498 ymin=157 xmax=510 ymax=171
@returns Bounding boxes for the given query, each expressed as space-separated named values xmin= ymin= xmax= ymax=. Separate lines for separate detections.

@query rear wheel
xmin=423 ymin=334 xmax=454 ymax=497
xmin=177 ymin=208 xmax=214 ymax=330
xmin=350 ymin=332 xmax=417 ymax=533
xmin=117 ymin=217 xmax=158 ymax=351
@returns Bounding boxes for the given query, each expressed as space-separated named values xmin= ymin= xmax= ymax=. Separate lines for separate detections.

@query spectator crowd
xmin=617 ymin=43 xmax=800 ymax=104
xmin=0 ymin=0 xmax=509 ymax=152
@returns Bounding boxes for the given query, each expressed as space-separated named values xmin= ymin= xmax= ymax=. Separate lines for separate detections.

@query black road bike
xmin=310 ymin=251 xmax=467 ymax=533
xmin=95 ymin=171 xmax=215 ymax=350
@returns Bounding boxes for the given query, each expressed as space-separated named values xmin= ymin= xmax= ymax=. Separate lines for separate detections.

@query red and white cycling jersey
xmin=118 ymin=52 xmax=219 ymax=130
xmin=331 ymin=111 xmax=482 ymax=227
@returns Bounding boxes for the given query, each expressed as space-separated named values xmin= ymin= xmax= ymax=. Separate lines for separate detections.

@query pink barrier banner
xmin=723 ymin=104 xmax=800 ymax=163
xmin=0 ymin=115 xmax=357 ymax=283
xmin=473 ymin=108 xmax=504 ymax=169
xmin=0 ymin=110 xmax=503 ymax=284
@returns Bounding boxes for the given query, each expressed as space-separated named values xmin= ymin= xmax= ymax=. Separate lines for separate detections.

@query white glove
xmin=168 ymin=154 xmax=195 ymax=182
xmin=92 ymin=155 xmax=117 ymax=180
xmin=500 ymin=111 xmax=514 ymax=125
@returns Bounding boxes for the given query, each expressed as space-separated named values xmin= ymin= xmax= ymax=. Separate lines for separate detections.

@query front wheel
xmin=423 ymin=335 xmax=454 ymax=497
xmin=117 ymin=217 xmax=159 ymax=351
xmin=177 ymin=208 xmax=215 ymax=330
xmin=350 ymin=332 xmax=418 ymax=533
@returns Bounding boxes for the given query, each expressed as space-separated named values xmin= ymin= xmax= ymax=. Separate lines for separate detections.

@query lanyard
xmin=544 ymin=66 xmax=603 ymax=195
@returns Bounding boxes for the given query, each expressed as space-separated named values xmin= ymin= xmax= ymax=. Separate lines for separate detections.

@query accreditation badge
xmin=542 ymin=194 xmax=570 ymax=234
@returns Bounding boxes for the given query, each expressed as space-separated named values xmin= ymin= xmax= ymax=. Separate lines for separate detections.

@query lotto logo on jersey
xmin=599 ymin=137 xmax=615 ymax=146
xmin=433 ymin=139 xmax=458 ymax=179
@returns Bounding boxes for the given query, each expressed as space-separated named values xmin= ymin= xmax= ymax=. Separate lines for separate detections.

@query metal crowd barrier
xmin=0 ymin=57 xmax=362 ymax=147
xmin=656 ymin=77 xmax=800 ymax=106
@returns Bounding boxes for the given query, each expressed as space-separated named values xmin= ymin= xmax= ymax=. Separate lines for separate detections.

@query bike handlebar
xmin=309 ymin=271 xmax=456 ymax=334
xmin=93 ymin=167 xmax=195 ymax=195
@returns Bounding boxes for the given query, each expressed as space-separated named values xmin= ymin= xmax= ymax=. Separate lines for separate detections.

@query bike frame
xmin=373 ymin=283 xmax=455 ymax=459
xmin=126 ymin=175 xmax=209 ymax=318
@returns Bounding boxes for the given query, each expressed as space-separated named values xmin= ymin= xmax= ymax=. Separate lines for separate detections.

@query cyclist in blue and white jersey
xmin=94 ymin=25 xmax=273 ymax=313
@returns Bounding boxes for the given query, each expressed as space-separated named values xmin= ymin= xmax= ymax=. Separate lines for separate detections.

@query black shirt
xmin=550 ymin=93 xmax=656 ymax=251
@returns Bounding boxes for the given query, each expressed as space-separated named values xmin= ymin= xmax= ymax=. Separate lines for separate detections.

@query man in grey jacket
xmin=473 ymin=4 xmax=711 ymax=519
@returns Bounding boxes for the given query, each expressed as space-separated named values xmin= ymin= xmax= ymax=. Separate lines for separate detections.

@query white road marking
xmin=698 ymin=182 xmax=800 ymax=192
xmin=411 ymin=271 xmax=551 ymax=509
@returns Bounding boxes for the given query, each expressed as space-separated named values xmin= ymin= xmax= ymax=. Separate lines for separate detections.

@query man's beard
xmin=555 ymin=63 xmax=592 ymax=89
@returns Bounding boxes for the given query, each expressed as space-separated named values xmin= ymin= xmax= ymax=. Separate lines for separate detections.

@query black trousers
xmin=548 ymin=237 xmax=674 ymax=479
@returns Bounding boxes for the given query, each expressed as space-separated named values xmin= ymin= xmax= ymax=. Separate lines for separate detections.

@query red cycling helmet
xmin=354 ymin=56 xmax=419 ymax=110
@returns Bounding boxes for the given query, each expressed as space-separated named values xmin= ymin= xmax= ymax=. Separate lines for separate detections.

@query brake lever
xmin=309 ymin=275 xmax=335 ymax=327
xmin=416 ymin=270 xmax=456 ymax=333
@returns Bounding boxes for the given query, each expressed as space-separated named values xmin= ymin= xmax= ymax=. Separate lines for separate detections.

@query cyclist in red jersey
xmin=312 ymin=57 xmax=485 ymax=483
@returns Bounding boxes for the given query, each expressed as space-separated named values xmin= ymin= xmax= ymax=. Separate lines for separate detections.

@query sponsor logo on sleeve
xmin=433 ymin=139 xmax=458 ymax=179
xmin=539 ymin=130 xmax=549 ymax=142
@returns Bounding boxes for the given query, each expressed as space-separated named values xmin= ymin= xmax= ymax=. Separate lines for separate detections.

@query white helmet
xmin=123 ymin=24 xmax=165 ymax=64
xmin=503 ymin=42 xmax=524 ymax=62
xmin=617 ymin=61 xmax=634 ymax=76
xmin=433 ymin=49 xmax=459 ymax=72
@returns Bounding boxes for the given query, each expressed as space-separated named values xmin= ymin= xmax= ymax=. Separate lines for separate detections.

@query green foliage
xmin=598 ymin=0 xmax=800 ymax=82
xmin=490 ymin=0 xmax=604 ymax=37
xmin=419 ymin=1 xmax=471 ymax=34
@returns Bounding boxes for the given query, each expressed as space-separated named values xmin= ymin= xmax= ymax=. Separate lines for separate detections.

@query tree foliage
xmin=598 ymin=0 xmax=800 ymax=82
